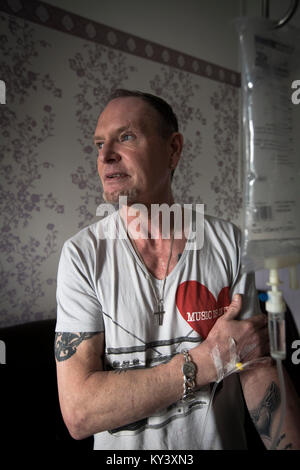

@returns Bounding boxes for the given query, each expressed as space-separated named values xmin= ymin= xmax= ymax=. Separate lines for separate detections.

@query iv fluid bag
xmin=236 ymin=18 xmax=300 ymax=272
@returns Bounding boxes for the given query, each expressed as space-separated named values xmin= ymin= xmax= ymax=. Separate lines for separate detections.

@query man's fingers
xmin=224 ymin=294 xmax=242 ymax=320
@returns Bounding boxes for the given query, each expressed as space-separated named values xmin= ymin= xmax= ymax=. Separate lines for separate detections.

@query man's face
xmin=94 ymin=97 xmax=174 ymax=204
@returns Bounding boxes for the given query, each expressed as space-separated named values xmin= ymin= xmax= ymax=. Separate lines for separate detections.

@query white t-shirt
xmin=56 ymin=210 xmax=260 ymax=450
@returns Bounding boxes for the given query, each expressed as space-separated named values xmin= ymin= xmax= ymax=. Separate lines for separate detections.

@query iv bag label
xmin=246 ymin=34 xmax=300 ymax=241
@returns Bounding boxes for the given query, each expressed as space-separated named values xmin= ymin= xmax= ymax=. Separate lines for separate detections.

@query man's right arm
xmin=55 ymin=331 xmax=215 ymax=440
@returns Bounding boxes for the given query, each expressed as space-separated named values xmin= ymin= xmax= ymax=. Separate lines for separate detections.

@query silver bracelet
xmin=181 ymin=349 xmax=197 ymax=402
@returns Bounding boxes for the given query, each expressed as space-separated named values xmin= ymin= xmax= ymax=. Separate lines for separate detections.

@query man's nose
xmin=99 ymin=142 xmax=121 ymax=163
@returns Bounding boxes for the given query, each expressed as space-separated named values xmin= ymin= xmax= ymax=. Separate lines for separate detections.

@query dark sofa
xmin=0 ymin=318 xmax=93 ymax=449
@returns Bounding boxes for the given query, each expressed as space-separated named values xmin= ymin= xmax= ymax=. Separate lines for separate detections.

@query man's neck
xmin=119 ymin=198 xmax=185 ymax=243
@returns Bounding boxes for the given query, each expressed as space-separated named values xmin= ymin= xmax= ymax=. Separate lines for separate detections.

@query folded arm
xmin=55 ymin=331 xmax=214 ymax=440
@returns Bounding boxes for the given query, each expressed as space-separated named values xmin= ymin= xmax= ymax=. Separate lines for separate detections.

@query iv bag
xmin=236 ymin=18 xmax=300 ymax=272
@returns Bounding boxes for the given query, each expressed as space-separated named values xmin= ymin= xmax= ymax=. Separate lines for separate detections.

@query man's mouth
xmin=105 ymin=173 xmax=129 ymax=180
xmin=104 ymin=171 xmax=129 ymax=183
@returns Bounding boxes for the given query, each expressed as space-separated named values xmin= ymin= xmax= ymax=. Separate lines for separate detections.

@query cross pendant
xmin=154 ymin=300 xmax=165 ymax=326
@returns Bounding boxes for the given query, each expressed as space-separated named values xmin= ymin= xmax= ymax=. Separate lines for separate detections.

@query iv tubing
xmin=200 ymin=270 xmax=289 ymax=449
xmin=199 ymin=357 xmax=269 ymax=449
xmin=266 ymin=268 xmax=287 ymax=449
xmin=270 ymin=358 xmax=286 ymax=450
xmin=199 ymin=356 xmax=286 ymax=449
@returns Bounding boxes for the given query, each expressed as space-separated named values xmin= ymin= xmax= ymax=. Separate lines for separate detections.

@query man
xmin=55 ymin=89 xmax=300 ymax=450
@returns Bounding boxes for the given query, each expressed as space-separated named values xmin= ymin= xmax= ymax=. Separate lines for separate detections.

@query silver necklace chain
xmin=127 ymin=228 xmax=175 ymax=326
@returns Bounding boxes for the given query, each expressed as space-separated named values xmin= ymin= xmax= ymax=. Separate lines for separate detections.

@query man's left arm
xmin=240 ymin=362 xmax=300 ymax=450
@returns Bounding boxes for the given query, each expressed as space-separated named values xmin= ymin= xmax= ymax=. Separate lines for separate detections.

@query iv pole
xmin=261 ymin=0 xmax=299 ymax=28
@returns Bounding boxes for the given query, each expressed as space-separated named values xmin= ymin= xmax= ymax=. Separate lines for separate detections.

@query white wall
xmin=44 ymin=0 xmax=241 ymax=71
xmin=44 ymin=0 xmax=300 ymax=72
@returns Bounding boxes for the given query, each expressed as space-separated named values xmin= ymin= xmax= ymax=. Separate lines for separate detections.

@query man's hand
xmin=191 ymin=294 xmax=270 ymax=385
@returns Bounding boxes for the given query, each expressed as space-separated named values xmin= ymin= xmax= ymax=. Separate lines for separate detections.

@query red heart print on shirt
xmin=176 ymin=281 xmax=230 ymax=339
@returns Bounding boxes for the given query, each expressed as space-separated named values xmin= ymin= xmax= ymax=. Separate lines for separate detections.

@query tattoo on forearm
xmin=55 ymin=332 xmax=99 ymax=362
xmin=249 ymin=381 xmax=281 ymax=442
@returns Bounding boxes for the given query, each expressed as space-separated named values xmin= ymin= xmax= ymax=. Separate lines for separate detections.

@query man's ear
xmin=169 ymin=132 xmax=183 ymax=170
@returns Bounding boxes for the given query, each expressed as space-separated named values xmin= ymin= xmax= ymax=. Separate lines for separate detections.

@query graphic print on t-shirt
xmin=106 ymin=283 xmax=231 ymax=436
xmin=176 ymin=282 xmax=230 ymax=339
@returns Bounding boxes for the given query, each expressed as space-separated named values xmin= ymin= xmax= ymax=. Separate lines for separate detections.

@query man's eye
xmin=96 ymin=142 xmax=104 ymax=149
xmin=121 ymin=133 xmax=134 ymax=142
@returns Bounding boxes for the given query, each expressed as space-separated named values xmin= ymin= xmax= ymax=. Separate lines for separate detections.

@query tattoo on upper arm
xmin=54 ymin=332 xmax=99 ymax=362
xmin=249 ymin=381 xmax=293 ymax=449
xmin=249 ymin=381 xmax=280 ymax=441
xmin=277 ymin=433 xmax=286 ymax=446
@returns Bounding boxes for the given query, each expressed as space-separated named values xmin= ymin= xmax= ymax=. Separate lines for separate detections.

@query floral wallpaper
xmin=0 ymin=0 xmax=242 ymax=327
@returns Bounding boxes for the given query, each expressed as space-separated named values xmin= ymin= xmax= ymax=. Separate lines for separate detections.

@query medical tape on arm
xmin=211 ymin=337 xmax=241 ymax=383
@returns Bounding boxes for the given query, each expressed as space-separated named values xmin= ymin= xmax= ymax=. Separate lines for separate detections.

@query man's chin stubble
xmin=103 ymin=188 xmax=139 ymax=204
